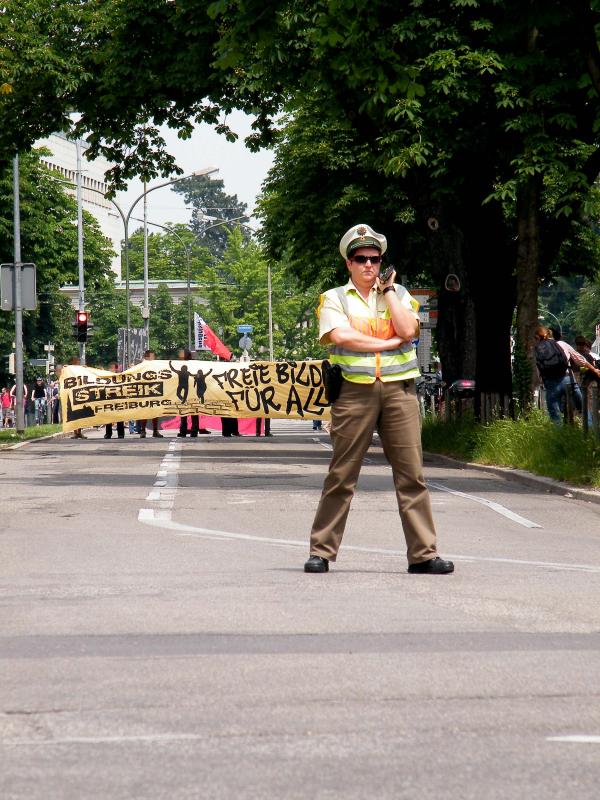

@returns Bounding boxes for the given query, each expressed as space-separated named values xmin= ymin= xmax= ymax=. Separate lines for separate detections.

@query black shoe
xmin=153 ymin=431 xmax=164 ymax=438
xmin=139 ymin=431 xmax=146 ymax=438
xmin=304 ymin=556 xmax=329 ymax=573
xmin=118 ymin=435 xmax=125 ymax=439
xmin=103 ymin=434 xmax=112 ymax=439
xmin=177 ymin=432 xmax=187 ymax=438
xmin=408 ymin=557 xmax=454 ymax=575
xmin=190 ymin=432 xmax=198 ymax=438
xmin=198 ymin=428 xmax=210 ymax=434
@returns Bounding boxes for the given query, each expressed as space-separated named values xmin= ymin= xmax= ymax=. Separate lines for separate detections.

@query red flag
xmin=195 ymin=313 xmax=232 ymax=360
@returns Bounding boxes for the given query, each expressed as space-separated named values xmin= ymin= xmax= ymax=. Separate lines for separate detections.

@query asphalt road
xmin=2 ymin=422 xmax=600 ymax=799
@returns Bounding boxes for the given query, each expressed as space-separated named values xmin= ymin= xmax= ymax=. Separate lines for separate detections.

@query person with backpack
xmin=534 ymin=326 xmax=600 ymax=425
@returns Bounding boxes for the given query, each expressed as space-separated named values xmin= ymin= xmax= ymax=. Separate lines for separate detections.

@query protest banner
xmin=59 ymin=359 xmax=330 ymax=433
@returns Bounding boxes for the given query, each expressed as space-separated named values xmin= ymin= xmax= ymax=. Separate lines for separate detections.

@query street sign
xmin=29 ymin=358 xmax=50 ymax=374
xmin=239 ymin=335 xmax=252 ymax=351
xmin=1 ymin=263 xmax=37 ymax=310
xmin=237 ymin=324 xmax=253 ymax=334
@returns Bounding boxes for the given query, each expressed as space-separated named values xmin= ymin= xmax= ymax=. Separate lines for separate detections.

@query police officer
xmin=304 ymin=224 xmax=454 ymax=575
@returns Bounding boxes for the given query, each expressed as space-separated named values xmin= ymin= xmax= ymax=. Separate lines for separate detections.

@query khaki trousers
xmin=309 ymin=378 xmax=438 ymax=565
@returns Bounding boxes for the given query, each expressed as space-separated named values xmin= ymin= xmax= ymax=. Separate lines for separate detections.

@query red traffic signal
xmin=74 ymin=311 xmax=90 ymax=342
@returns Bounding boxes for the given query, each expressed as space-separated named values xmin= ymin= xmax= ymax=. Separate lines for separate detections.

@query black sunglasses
xmin=351 ymin=255 xmax=382 ymax=264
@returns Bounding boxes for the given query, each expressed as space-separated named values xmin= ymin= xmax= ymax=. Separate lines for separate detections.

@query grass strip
xmin=422 ymin=410 xmax=600 ymax=487
xmin=0 ymin=424 xmax=62 ymax=447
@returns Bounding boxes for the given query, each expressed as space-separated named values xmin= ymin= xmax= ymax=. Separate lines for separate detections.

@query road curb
xmin=424 ymin=450 xmax=600 ymax=506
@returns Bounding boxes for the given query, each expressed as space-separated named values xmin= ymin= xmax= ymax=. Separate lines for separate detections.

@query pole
xmin=187 ymin=244 xmax=192 ymax=351
xmin=268 ymin=263 xmax=274 ymax=361
xmin=75 ymin=140 xmax=86 ymax=365
xmin=13 ymin=155 xmax=25 ymax=432
xmin=143 ymin=181 xmax=149 ymax=341
xmin=124 ymin=216 xmax=130 ymax=368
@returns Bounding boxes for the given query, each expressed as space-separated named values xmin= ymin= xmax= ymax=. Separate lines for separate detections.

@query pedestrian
xmin=139 ymin=350 xmax=164 ymax=438
xmin=304 ymin=223 xmax=454 ymax=575
xmin=574 ymin=335 xmax=600 ymax=423
xmin=50 ymin=366 xmax=62 ymax=424
xmin=534 ymin=326 xmax=600 ymax=425
xmin=10 ymin=381 xmax=28 ymax=423
xmin=68 ymin=356 xmax=86 ymax=439
xmin=173 ymin=348 xmax=209 ymax=437
xmin=1 ymin=386 xmax=11 ymax=428
xmin=574 ymin=335 xmax=600 ymax=372
xmin=31 ymin=377 xmax=47 ymax=424
xmin=221 ymin=416 xmax=240 ymax=437
xmin=104 ymin=362 xmax=125 ymax=439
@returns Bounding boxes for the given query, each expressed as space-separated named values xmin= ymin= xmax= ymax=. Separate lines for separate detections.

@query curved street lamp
xmin=48 ymin=166 xmax=219 ymax=366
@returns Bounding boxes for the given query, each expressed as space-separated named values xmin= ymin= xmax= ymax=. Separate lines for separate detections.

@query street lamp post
xmin=120 ymin=168 xmax=218 ymax=366
xmin=48 ymin=166 xmax=218 ymax=367
xmin=538 ymin=309 xmax=562 ymax=338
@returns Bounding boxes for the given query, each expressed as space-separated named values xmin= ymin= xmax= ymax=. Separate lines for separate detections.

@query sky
xmin=115 ymin=111 xmax=275 ymax=230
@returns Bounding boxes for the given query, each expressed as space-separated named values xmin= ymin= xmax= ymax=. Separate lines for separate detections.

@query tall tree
xmin=6 ymin=1 xmax=600 ymax=397
xmin=200 ymin=229 xmax=322 ymax=360
xmin=171 ymin=175 xmax=249 ymax=258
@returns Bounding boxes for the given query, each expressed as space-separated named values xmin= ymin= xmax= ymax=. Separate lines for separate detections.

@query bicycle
xmin=34 ymin=396 xmax=47 ymax=426
xmin=416 ymin=373 xmax=444 ymax=417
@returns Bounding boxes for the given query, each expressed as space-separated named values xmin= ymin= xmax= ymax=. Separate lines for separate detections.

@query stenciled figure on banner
xmin=59 ymin=359 xmax=330 ymax=433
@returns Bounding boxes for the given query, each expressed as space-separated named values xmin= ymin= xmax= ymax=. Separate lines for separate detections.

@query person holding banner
xmin=140 ymin=350 xmax=164 ymax=438
xmin=304 ymin=224 xmax=454 ymax=576
xmin=173 ymin=348 xmax=209 ymax=437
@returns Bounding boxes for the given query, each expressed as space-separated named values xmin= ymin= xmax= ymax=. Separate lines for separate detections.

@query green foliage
xmin=574 ymin=273 xmax=600 ymax=340
xmin=126 ymin=225 xmax=211 ymax=283
xmin=83 ymin=281 xmax=143 ymax=368
xmin=511 ymin=334 xmax=534 ymax=412
xmin=0 ymin=150 xmax=114 ymax=383
xmin=422 ymin=411 xmax=600 ymax=486
xmin=171 ymin=175 xmax=249 ymax=258
xmin=0 ymin=0 xmax=92 ymax=158
xmin=199 ymin=229 xmax=324 ymax=360
xmin=148 ymin=283 xmax=188 ymax=358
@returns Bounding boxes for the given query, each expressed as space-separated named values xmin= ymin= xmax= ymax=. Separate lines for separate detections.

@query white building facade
xmin=35 ymin=133 xmax=123 ymax=279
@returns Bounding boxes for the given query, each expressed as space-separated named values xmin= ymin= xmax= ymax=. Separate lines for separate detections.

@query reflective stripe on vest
xmin=329 ymin=286 xmax=420 ymax=383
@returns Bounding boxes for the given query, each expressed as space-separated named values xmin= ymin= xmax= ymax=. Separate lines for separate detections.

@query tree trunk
xmin=424 ymin=215 xmax=476 ymax=386
xmin=515 ymin=174 xmax=542 ymax=408
xmin=424 ymin=202 xmax=514 ymax=394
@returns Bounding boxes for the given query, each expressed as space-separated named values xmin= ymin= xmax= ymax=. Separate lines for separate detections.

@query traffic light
xmin=73 ymin=310 xmax=89 ymax=342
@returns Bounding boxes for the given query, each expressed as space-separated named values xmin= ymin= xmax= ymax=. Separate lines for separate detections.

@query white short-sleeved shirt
xmin=317 ymin=279 xmax=420 ymax=344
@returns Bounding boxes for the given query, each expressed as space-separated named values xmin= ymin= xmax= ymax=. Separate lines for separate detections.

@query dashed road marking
xmin=428 ymin=481 xmax=542 ymax=528
xmin=546 ymin=735 xmax=600 ymax=744
xmin=140 ymin=440 xmax=181 ymax=520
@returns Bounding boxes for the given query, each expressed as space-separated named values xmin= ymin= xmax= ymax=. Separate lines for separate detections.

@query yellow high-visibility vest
xmin=318 ymin=284 xmax=421 ymax=384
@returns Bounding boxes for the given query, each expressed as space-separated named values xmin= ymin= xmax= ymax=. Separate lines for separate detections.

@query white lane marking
xmin=315 ymin=438 xmax=535 ymax=524
xmin=137 ymin=515 xmax=600 ymax=574
xmin=427 ymin=480 xmax=542 ymax=529
xmin=6 ymin=734 xmax=207 ymax=746
xmin=139 ymin=442 xmax=181 ymax=522
xmin=547 ymin=736 xmax=600 ymax=744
